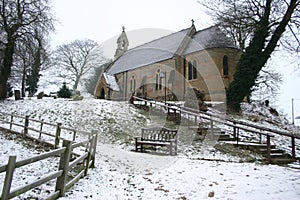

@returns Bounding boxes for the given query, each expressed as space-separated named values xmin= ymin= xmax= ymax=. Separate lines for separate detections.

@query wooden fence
xmin=132 ymin=96 xmax=300 ymax=162
xmin=0 ymin=112 xmax=98 ymax=199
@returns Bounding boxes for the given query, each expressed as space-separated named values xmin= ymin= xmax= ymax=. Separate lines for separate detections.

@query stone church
xmin=94 ymin=22 xmax=241 ymax=102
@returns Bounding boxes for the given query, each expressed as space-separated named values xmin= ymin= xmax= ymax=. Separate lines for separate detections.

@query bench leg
xmin=135 ymin=138 xmax=138 ymax=152
xmin=170 ymin=143 xmax=173 ymax=155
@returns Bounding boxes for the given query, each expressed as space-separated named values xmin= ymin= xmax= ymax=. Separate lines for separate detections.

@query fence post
xmin=266 ymin=134 xmax=271 ymax=163
xmin=210 ymin=116 xmax=214 ymax=139
xmin=23 ymin=115 xmax=29 ymax=136
xmin=236 ymin=128 xmax=239 ymax=147
xmin=39 ymin=119 xmax=44 ymax=139
xmin=84 ymin=133 xmax=94 ymax=176
xmin=10 ymin=115 xmax=13 ymax=130
xmin=91 ymin=130 xmax=98 ymax=168
xmin=291 ymin=135 xmax=296 ymax=159
xmin=1 ymin=156 xmax=17 ymax=199
xmin=55 ymin=123 xmax=62 ymax=148
xmin=55 ymin=140 xmax=72 ymax=197
xmin=233 ymin=122 xmax=236 ymax=139
xmin=72 ymin=131 xmax=76 ymax=141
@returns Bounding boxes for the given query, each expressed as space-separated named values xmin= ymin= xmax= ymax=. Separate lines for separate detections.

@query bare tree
xmin=52 ymin=39 xmax=105 ymax=91
xmin=0 ymin=0 xmax=54 ymax=99
xmin=200 ymin=0 xmax=300 ymax=112
xmin=251 ymin=68 xmax=283 ymax=101
xmin=11 ymin=27 xmax=49 ymax=97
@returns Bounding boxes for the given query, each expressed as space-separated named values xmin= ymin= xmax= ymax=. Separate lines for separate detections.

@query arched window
xmin=188 ymin=60 xmax=197 ymax=80
xmin=130 ymin=75 xmax=136 ymax=92
xmin=193 ymin=60 xmax=197 ymax=79
xmin=155 ymin=69 xmax=162 ymax=90
xmin=223 ymin=55 xmax=229 ymax=76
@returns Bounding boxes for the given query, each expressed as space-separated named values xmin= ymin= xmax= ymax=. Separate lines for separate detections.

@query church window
xmin=193 ymin=60 xmax=197 ymax=79
xmin=130 ymin=75 xmax=136 ymax=92
xmin=223 ymin=55 xmax=229 ymax=76
xmin=188 ymin=60 xmax=197 ymax=80
xmin=155 ymin=69 xmax=162 ymax=90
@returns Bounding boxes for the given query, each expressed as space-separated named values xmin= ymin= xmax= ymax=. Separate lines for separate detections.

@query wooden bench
xmin=135 ymin=127 xmax=178 ymax=155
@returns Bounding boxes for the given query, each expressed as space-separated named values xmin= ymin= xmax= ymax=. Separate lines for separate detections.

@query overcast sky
xmin=50 ymin=0 xmax=299 ymax=124
xmin=51 ymin=0 xmax=212 ymax=49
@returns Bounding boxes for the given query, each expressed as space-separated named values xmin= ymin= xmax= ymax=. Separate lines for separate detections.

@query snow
xmin=104 ymin=73 xmax=120 ymax=92
xmin=1 ymin=98 xmax=300 ymax=199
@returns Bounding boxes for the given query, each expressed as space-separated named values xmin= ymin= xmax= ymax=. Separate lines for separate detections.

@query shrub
xmin=57 ymin=82 xmax=72 ymax=98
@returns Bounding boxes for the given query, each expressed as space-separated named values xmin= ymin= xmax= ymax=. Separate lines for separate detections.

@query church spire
xmin=114 ymin=26 xmax=129 ymax=60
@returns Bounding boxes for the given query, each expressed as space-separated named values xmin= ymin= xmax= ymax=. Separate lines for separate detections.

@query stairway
xmin=223 ymin=141 xmax=296 ymax=164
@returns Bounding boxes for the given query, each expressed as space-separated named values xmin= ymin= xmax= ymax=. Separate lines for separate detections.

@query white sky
xmin=50 ymin=0 xmax=300 ymax=125
xmin=50 ymin=0 xmax=212 ymax=48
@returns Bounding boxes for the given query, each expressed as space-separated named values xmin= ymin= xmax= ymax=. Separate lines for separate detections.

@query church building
xmin=94 ymin=22 xmax=241 ymax=102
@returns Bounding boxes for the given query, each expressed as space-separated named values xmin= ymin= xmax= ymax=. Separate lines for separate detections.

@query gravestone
xmin=14 ymin=90 xmax=21 ymax=100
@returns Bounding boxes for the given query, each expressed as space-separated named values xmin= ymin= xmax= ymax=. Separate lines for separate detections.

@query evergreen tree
xmin=57 ymin=82 xmax=72 ymax=98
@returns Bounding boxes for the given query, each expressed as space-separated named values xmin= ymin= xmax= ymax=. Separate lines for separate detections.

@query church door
xmin=100 ymin=87 xmax=105 ymax=99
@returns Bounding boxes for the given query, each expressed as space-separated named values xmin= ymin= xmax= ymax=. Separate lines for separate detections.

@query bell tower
xmin=114 ymin=26 xmax=129 ymax=60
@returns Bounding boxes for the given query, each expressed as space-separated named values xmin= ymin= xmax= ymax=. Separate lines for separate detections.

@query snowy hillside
xmin=0 ymin=98 xmax=300 ymax=199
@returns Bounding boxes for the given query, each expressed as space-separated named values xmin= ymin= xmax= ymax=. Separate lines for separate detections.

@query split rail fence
xmin=132 ymin=96 xmax=300 ymax=162
xmin=0 ymin=111 xmax=98 ymax=199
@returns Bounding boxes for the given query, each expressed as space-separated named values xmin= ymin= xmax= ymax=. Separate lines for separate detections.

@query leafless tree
xmin=200 ymin=0 xmax=300 ymax=112
xmin=0 ymin=0 xmax=54 ymax=99
xmin=12 ymin=28 xmax=50 ymax=97
xmin=52 ymin=39 xmax=105 ymax=91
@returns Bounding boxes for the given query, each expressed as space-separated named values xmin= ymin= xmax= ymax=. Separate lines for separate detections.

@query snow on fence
xmin=131 ymin=96 xmax=300 ymax=162
xmin=0 ymin=112 xmax=98 ymax=199
xmin=0 ymin=111 xmax=92 ymax=148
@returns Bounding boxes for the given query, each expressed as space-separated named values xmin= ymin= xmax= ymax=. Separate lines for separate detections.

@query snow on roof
xmin=103 ymin=73 xmax=120 ymax=91
xmin=106 ymin=28 xmax=189 ymax=75
xmin=183 ymin=26 xmax=238 ymax=55
xmin=106 ymin=26 xmax=238 ymax=75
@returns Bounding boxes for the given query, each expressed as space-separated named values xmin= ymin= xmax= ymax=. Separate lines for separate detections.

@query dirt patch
xmin=0 ymin=127 xmax=53 ymax=152
xmin=214 ymin=142 xmax=263 ymax=162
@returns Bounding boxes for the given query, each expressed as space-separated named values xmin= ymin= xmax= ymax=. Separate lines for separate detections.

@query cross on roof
xmin=191 ymin=19 xmax=194 ymax=25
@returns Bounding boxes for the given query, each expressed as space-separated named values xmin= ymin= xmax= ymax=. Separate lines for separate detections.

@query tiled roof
xmin=106 ymin=28 xmax=189 ymax=75
xmin=183 ymin=26 xmax=237 ymax=55
xmin=106 ymin=25 xmax=238 ymax=75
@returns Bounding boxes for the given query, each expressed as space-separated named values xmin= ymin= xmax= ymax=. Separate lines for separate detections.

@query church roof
xmin=183 ymin=26 xmax=237 ymax=55
xmin=106 ymin=25 xmax=238 ymax=75
xmin=103 ymin=73 xmax=120 ymax=91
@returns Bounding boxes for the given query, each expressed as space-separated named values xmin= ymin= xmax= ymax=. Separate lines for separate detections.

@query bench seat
xmin=135 ymin=127 xmax=178 ymax=155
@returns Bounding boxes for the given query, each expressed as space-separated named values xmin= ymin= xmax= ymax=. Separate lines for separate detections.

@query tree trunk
xmin=0 ymin=77 xmax=9 ymax=100
xmin=226 ymin=0 xmax=271 ymax=112
xmin=73 ymin=76 xmax=81 ymax=92
xmin=0 ymin=39 xmax=15 ymax=100
xmin=21 ymin=66 xmax=26 ymax=98
xmin=226 ymin=0 xmax=298 ymax=113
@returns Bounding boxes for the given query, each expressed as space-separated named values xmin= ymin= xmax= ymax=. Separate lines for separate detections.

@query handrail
xmin=132 ymin=96 xmax=300 ymax=161
xmin=132 ymin=96 xmax=298 ymax=139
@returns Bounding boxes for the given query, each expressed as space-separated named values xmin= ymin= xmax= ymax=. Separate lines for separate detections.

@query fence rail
xmin=132 ymin=96 xmax=300 ymax=162
xmin=0 ymin=112 xmax=98 ymax=199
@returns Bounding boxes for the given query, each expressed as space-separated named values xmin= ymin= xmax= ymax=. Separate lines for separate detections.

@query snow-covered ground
xmin=0 ymin=97 xmax=300 ymax=199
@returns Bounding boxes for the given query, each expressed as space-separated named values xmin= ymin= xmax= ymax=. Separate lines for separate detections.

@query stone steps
xmin=222 ymin=140 xmax=296 ymax=164
xmin=270 ymin=158 xmax=297 ymax=165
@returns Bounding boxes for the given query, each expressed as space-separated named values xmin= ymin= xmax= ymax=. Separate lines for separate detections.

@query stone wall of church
xmin=109 ymin=47 xmax=240 ymax=102
xmin=94 ymin=76 xmax=109 ymax=99
xmin=184 ymin=48 xmax=241 ymax=101
xmin=113 ymin=59 xmax=177 ymax=101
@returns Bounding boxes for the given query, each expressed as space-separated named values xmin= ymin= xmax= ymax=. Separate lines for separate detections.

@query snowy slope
xmin=0 ymin=98 xmax=300 ymax=199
